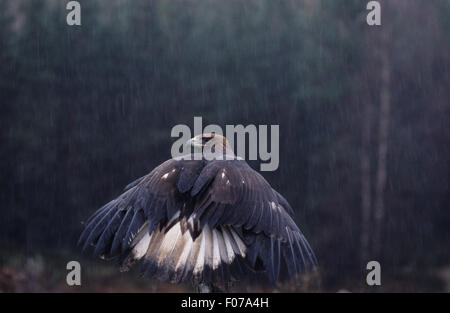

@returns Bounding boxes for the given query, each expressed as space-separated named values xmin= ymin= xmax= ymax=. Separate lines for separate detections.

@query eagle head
xmin=187 ymin=133 xmax=232 ymax=156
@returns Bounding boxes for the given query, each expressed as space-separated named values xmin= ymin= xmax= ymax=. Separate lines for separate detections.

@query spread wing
xmin=187 ymin=160 xmax=317 ymax=283
xmin=78 ymin=157 xmax=317 ymax=285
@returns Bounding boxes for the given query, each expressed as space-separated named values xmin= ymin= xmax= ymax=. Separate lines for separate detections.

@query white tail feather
xmin=128 ymin=220 xmax=247 ymax=281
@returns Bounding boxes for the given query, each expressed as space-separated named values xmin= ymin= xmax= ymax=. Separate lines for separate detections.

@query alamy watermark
xmin=366 ymin=1 xmax=381 ymax=26
xmin=66 ymin=260 xmax=81 ymax=286
xmin=66 ymin=1 xmax=81 ymax=26
xmin=366 ymin=261 xmax=381 ymax=286
xmin=66 ymin=1 xmax=382 ymax=27
xmin=171 ymin=117 xmax=279 ymax=172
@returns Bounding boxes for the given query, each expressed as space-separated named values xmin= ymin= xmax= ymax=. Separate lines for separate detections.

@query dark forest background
xmin=0 ymin=0 xmax=449 ymax=292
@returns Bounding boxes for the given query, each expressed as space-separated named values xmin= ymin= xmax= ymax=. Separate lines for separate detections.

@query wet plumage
xmin=78 ymin=134 xmax=317 ymax=286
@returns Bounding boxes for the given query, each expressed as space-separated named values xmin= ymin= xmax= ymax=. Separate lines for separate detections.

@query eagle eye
xmin=202 ymin=136 xmax=213 ymax=144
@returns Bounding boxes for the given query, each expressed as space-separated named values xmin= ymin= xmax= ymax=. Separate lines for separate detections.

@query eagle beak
xmin=187 ymin=137 xmax=202 ymax=148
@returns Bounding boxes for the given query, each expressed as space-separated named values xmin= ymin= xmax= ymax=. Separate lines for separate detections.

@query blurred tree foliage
xmin=0 ymin=0 xmax=449 ymax=291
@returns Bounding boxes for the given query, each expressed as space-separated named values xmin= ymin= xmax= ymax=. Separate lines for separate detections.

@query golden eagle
xmin=79 ymin=133 xmax=317 ymax=290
